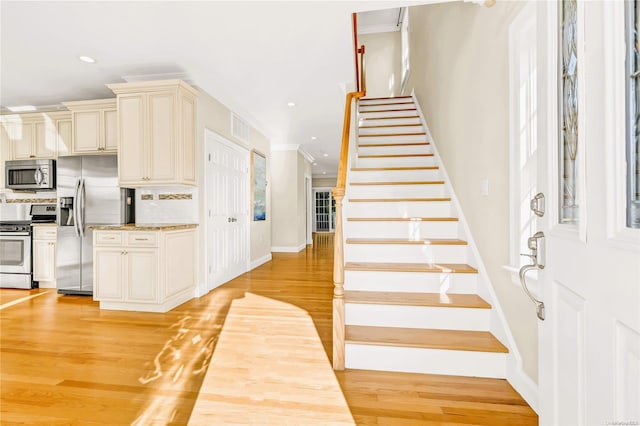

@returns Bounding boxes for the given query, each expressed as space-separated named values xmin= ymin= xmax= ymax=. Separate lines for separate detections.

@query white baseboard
xmin=250 ymin=253 xmax=273 ymax=270
xmin=506 ymin=353 xmax=539 ymax=413
xmin=271 ymin=243 xmax=305 ymax=253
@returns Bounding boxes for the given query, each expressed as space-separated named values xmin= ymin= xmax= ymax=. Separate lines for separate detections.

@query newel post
xmin=332 ymin=187 xmax=346 ymax=370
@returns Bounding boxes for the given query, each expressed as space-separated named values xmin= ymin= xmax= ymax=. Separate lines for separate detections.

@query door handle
xmin=530 ymin=192 xmax=545 ymax=217
xmin=519 ymin=231 xmax=546 ymax=320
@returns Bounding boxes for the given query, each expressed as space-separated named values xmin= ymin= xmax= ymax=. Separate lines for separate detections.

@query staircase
xmin=341 ymin=95 xmax=508 ymax=378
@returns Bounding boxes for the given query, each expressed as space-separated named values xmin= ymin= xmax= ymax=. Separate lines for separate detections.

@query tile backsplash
xmin=0 ymin=191 xmax=57 ymax=221
xmin=136 ymin=187 xmax=198 ymax=224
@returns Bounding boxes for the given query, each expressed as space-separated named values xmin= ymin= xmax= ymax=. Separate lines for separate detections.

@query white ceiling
xmin=0 ymin=1 xmax=430 ymax=177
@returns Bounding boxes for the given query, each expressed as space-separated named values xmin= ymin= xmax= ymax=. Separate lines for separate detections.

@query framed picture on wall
xmin=252 ymin=150 xmax=267 ymax=221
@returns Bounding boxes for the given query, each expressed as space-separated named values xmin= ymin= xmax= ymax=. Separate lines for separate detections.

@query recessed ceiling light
xmin=313 ymin=162 xmax=317 ymax=166
xmin=79 ymin=55 xmax=96 ymax=64
xmin=311 ymin=136 xmax=317 ymax=140
xmin=323 ymin=153 xmax=329 ymax=157
xmin=322 ymin=171 xmax=327 ymax=175
xmin=6 ymin=105 xmax=36 ymax=112
xmin=287 ymin=102 xmax=296 ymax=107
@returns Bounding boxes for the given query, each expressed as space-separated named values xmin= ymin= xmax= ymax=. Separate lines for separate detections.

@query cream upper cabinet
xmin=107 ymin=80 xmax=198 ymax=187
xmin=62 ymin=99 xmax=118 ymax=155
xmin=56 ymin=117 xmax=72 ymax=156
xmin=1 ymin=111 xmax=71 ymax=160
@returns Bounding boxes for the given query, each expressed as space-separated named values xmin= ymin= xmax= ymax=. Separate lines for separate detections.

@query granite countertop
xmin=88 ymin=223 xmax=198 ymax=231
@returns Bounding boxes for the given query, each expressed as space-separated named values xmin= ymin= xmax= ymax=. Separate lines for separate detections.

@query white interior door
xmin=206 ymin=131 xmax=250 ymax=292
xmin=313 ymin=189 xmax=334 ymax=232
xmin=533 ymin=2 xmax=640 ymax=424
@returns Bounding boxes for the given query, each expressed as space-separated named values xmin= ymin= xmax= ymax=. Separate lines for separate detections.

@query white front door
xmin=205 ymin=130 xmax=250 ymax=292
xmin=533 ymin=1 xmax=640 ymax=424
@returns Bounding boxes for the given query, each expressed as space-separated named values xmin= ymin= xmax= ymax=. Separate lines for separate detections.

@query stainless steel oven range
xmin=0 ymin=221 xmax=34 ymax=289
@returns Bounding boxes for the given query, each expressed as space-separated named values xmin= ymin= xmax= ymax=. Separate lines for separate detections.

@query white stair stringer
xmin=339 ymin=96 xmax=512 ymax=382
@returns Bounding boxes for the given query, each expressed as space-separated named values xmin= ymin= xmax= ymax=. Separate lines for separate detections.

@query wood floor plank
xmin=345 ymin=261 xmax=477 ymax=274
xmin=0 ymin=233 xmax=535 ymax=425
xmin=345 ymin=291 xmax=491 ymax=309
xmin=345 ymin=326 xmax=509 ymax=353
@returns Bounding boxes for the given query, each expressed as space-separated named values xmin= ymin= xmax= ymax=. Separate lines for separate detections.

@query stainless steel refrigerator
xmin=56 ymin=155 xmax=134 ymax=295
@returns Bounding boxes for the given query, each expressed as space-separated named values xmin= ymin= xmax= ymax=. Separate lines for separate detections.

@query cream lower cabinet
xmin=93 ymin=227 xmax=196 ymax=312
xmin=33 ymin=226 xmax=57 ymax=287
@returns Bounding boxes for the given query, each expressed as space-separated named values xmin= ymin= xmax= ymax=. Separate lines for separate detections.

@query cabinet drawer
xmin=33 ymin=226 xmax=57 ymax=240
xmin=95 ymin=231 xmax=123 ymax=246
xmin=126 ymin=232 xmax=158 ymax=247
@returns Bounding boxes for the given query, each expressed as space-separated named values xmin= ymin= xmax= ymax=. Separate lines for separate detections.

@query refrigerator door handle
xmin=78 ymin=179 xmax=86 ymax=238
xmin=73 ymin=178 xmax=81 ymax=237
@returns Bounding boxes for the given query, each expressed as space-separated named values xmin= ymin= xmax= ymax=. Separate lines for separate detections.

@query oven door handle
xmin=0 ymin=232 xmax=31 ymax=237
xmin=73 ymin=178 xmax=81 ymax=237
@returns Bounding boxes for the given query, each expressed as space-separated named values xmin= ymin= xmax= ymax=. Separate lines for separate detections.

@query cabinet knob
xmin=29 ymin=155 xmax=35 ymax=158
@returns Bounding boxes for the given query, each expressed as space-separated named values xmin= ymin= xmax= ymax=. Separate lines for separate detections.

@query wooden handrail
xmin=332 ymin=14 xmax=366 ymax=371
xmin=353 ymin=13 xmax=360 ymax=93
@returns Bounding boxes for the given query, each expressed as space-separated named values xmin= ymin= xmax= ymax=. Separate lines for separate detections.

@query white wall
xmin=271 ymin=148 xmax=311 ymax=251
xmin=407 ymin=1 xmax=538 ymax=381
xmin=312 ymin=177 xmax=337 ymax=188
xmin=360 ymin=32 xmax=402 ymax=98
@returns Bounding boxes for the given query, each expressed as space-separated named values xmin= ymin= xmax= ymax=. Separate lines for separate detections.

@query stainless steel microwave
xmin=5 ymin=159 xmax=56 ymax=191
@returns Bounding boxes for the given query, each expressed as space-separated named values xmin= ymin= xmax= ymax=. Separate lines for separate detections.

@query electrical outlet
xmin=481 ymin=178 xmax=489 ymax=196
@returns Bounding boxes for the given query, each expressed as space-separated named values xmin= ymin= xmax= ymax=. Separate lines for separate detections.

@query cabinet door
xmin=103 ymin=109 xmax=118 ymax=152
xmin=33 ymin=240 xmax=56 ymax=282
xmin=126 ymin=249 xmax=158 ymax=303
xmin=95 ymin=248 xmax=124 ymax=301
xmin=34 ymin=121 xmax=56 ymax=158
xmin=148 ymin=91 xmax=176 ymax=182
xmin=56 ymin=119 xmax=72 ymax=156
xmin=12 ymin=122 xmax=33 ymax=160
xmin=0 ymin=124 xmax=12 ymax=190
xmin=181 ymin=96 xmax=196 ymax=182
xmin=118 ymin=95 xmax=146 ymax=184
xmin=73 ymin=111 xmax=101 ymax=153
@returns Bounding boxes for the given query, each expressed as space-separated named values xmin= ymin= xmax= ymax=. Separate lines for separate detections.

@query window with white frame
xmin=559 ymin=0 xmax=579 ymax=225
xmin=626 ymin=0 xmax=640 ymax=229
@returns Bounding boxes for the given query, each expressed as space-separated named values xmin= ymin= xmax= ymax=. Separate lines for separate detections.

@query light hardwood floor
xmin=0 ymin=234 xmax=537 ymax=425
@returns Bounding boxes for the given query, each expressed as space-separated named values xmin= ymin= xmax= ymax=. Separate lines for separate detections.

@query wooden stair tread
xmin=345 ymin=325 xmax=509 ymax=353
xmin=359 ymin=123 xmax=422 ymax=129
xmin=346 ymin=238 xmax=467 ymax=245
xmin=360 ymin=132 xmax=426 ymax=137
xmin=345 ymin=261 xmax=476 ymax=273
xmin=359 ymin=108 xmax=418 ymax=113
xmin=349 ymin=197 xmax=451 ymax=202
xmin=344 ymin=291 xmax=490 ymax=309
xmin=361 ymin=95 xmax=413 ymax=101
xmin=360 ymin=115 xmax=420 ymax=121
xmin=358 ymin=153 xmax=433 ymax=158
xmin=351 ymin=166 xmax=439 ymax=171
xmin=358 ymin=142 xmax=430 ymax=147
xmin=350 ymin=181 xmax=444 ymax=186
xmin=347 ymin=217 xmax=458 ymax=221
xmin=361 ymin=101 xmax=415 ymax=107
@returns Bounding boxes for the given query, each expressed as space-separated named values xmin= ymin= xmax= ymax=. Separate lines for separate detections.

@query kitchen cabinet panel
xmin=12 ymin=123 xmax=33 ymax=160
xmin=107 ymin=80 xmax=197 ymax=187
xmin=2 ymin=111 xmax=71 ymax=160
xmin=104 ymin=109 xmax=118 ymax=151
xmin=95 ymin=249 xmax=124 ymax=301
xmin=33 ymin=225 xmax=57 ymax=287
xmin=34 ymin=121 xmax=56 ymax=158
xmin=127 ymin=249 xmax=158 ymax=303
xmin=62 ymin=99 xmax=118 ymax=154
xmin=56 ymin=118 xmax=72 ymax=156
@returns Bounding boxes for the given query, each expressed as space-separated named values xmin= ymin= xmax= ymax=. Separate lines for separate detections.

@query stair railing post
xmin=332 ymin=187 xmax=346 ymax=370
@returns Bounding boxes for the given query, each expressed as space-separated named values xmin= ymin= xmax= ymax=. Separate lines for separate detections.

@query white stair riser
xmin=359 ymin=125 xmax=424 ymax=135
xmin=348 ymin=184 xmax=446 ymax=198
xmin=346 ymin=220 xmax=459 ymax=239
xmin=360 ymin=105 xmax=416 ymax=113
xmin=344 ymin=271 xmax=478 ymax=293
xmin=358 ymin=134 xmax=426 ymax=143
xmin=349 ymin=169 xmax=441 ymax=182
xmin=345 ymin=344 xmax=507 ymax=378
xmin=360 ymin=98 xmax=413 ymax=105
xmin=357 ymin=156 xmax=436 ymax=168
xmin=359 ymin=110 xmax=418 ymax=119
xmin=345 ymin=244 xmax=468 ymax=263
xmin=346 ymin=201 xmax=451 ymax=217
xmin=359 ymin=117 xmax=421 ymax=126
xmin=345 ymin=304 xmax=490 ymax=331
xmin=357 ymin=144 xmax=432 ymax=155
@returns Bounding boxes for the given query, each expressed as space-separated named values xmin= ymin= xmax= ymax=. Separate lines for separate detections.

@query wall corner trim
xmin=271 ymin=243 xmax=306 ymax=253
xmin=271 ymin=143 xmax=315 ymax=163
xmin=249 ymin=254 xmax=273 ymax=270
